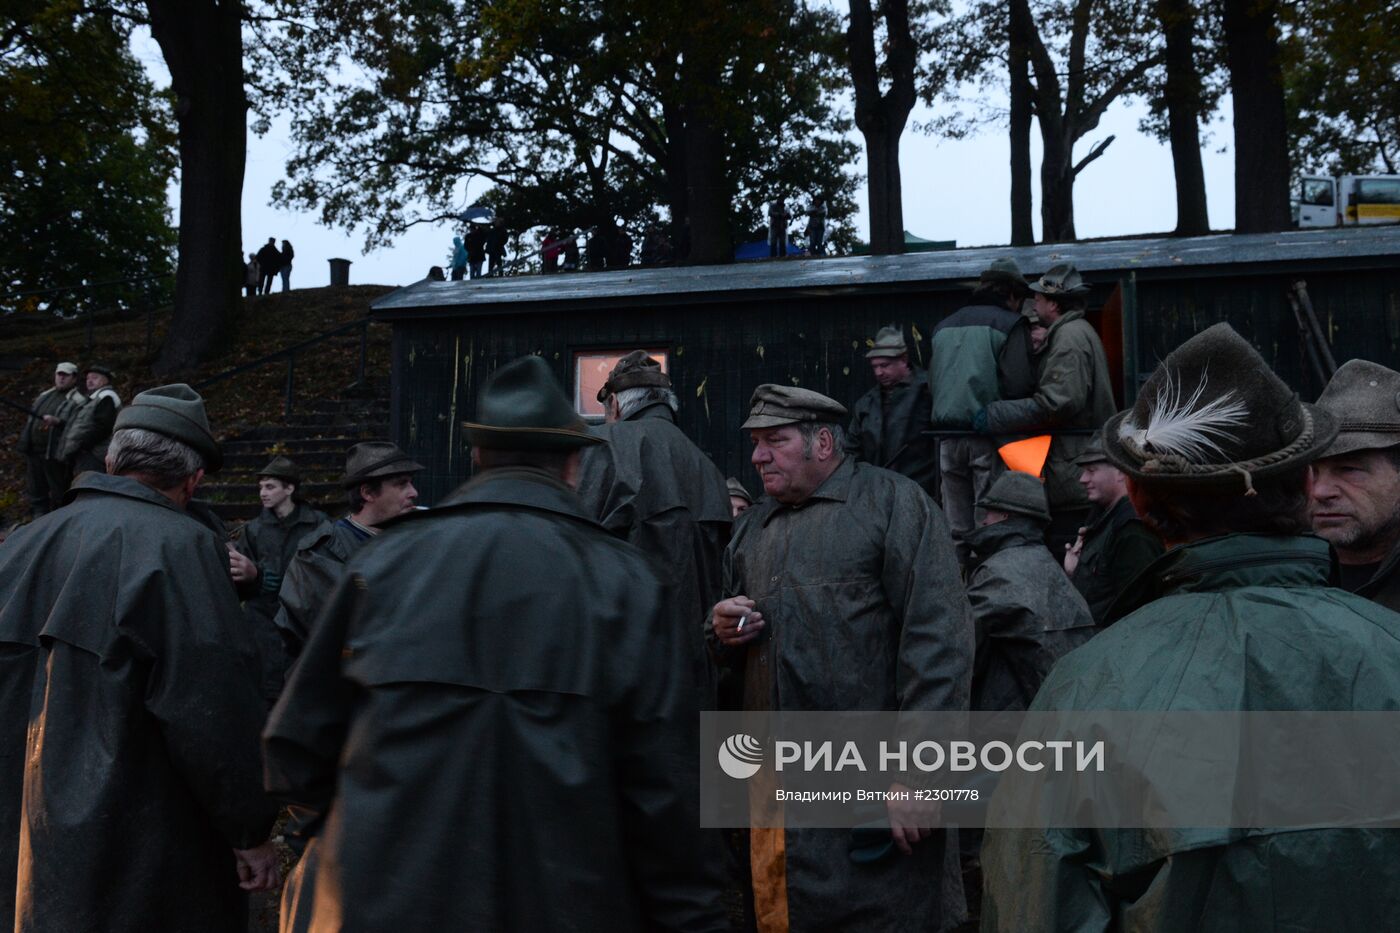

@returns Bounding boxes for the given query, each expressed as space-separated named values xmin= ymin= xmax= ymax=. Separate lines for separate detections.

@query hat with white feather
xmin=1102 ymin=324 xmax=1337 ymax=493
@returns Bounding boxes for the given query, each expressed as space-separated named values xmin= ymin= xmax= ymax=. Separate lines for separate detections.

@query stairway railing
xmin=194 ymin=318 xmax=374 ymax=419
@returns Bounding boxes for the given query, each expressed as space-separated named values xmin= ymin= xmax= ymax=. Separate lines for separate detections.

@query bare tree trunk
xmin=683 ymin=104 xmax=730 ymax=264
xmin=1039 ymin=124 xmax=1077 ymax=242
xmin=847 ymin=0 xmax=916 ymax=255
xmin=1220 ymin=0 xmax=1290 ymax=233
xmin=1159 ymin=0 xmax=1210 ymax=235
xmin=147 ymin=0 xmax=245 ymax=375
xmin=1009 ymin=2 xmax=1035 ymax=245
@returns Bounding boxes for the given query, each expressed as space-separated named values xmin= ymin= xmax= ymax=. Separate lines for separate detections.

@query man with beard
xmin=264 ymin=356 xmax=726 ymax=932
xmin=1310 ymin=359 xmax=1400 ymax=610
xmin=0 ymin=385 xmax=277 ymax=932
xmin=577 ymin=350 xmax=731 ymax=707
xmin=846 ymin=325 xmax=938 ymax=499
xmin=711 ymin=384 xmax=972 ymax=933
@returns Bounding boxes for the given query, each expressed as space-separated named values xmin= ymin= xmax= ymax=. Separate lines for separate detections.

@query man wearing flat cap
xmin=711 ymin=383 xmax=972 ymax=932
xmin=968 ymin=471 xmax=1094 ymax=713
xmin=976 ymin=263 xmax=1115 ymax=555
xmin=265 ymin=355 xmax=727 ymax=932
xmin=274 ymin=441 xmax=421 ymax=663
xmin=56 ymin=363 xmax=122 ymax=477
xmin=929 ymin=258 xmax=1037 ymax=564
xmin=17 ymin=361 xmax=86 ymax=516
xmin=577 ymin=349 xmax=732 ymax=707
xmin=845 ymin=325 xmax=939 ymax=500
xmin=981 ymin=324 xmax=1400 ymax=931
xmin=1062 ymin=432 xmax=1162 ymax=626
xmin=1311 ymin=359 xmax=1400 ymax=611
xmin=230 ymin=456 xmax=327 ymax=703
xmin=0 ymin=384 xmax=279 ymax=932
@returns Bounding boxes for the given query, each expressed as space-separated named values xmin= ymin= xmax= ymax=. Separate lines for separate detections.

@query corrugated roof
xmin=372 ymin=224 xmax=1400 ymax=317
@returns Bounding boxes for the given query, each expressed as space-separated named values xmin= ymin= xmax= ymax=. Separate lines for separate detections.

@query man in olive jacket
xmin=577 ymin=350 xmax=732 ymax=707
xmin=0 ymin=385 xmax=278 ymax=933
xmin=712 ymin=384 xmax=973 ymax=933
xmin=1311 ymin=359 xmax=1400 ymax=611
xmin=978 ymin=264 xmax=1115 ymax=551
xmin=57 ymin=363 xmax=122 ymax=476
xmin=967 ymin=471 xmax=1095 ymax=712
xmin=1063 ymin=434 xmax=1162 ymax=625
xmin=846 ymin=325 xmax=939 ymax=499
xmin=982 ymin=325 xmax=1400 ymax=932
xmin=17 ymin=361 xmax=84 ymax=515
xmin=264 ymin=355 xmax=727 ymax=932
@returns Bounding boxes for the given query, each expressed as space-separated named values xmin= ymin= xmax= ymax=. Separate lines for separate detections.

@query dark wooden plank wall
xmin=391 ymin=268 xmax=1400 ymax=505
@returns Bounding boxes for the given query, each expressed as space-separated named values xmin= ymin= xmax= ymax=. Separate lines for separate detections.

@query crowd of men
xmin=5 ymin=256 xmax=1400 ymax=931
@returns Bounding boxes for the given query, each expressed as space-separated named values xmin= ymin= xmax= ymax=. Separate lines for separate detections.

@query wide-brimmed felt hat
xmin=1315 ymin=359 xmax=1400 ymax=458
xmin=342 ymin=441 xmax=423 ymax=488
xmin=114 ymin=383 xmax=223 ymax=473
xmin=1028 ymin=263 xmax=1090 ymax=297
xmin=1103 ymin=323 xmax=1338 ymax=492
xmin=596 ymin=350 xmax=670 ymax=402
xmin=727 ymin=477 xmax=753 ymax=503
xmin=981 ymin=471 xmax=1050 ymax=524
xmin=86 ymin=363 xmax=116 ymax=380
xmin=741 ymin=384 xmax=848 ymax=430
xmin=980 ymin=257 xmax=1030 ymax=291
xmin=865 ymin=325 xmax=908 ymax=359
xmin=464 ymin=355 xmax=604 ymax=450
xmin=257 ymin=455 xmax=301 ymax=485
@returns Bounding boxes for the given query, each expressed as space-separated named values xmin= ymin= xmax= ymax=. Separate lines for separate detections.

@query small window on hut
xmin=574 ymin=350 xmax=669 ymax=421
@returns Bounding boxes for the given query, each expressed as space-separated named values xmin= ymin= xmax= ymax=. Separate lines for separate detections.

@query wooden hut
xmin=372 ymin=225 xmax=1400 ymax=503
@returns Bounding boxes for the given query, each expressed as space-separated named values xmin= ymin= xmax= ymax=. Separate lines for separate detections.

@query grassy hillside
xmin=0 ymin=285 xmax=395 ymax=519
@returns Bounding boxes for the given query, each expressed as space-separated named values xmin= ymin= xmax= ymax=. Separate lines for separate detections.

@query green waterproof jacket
xmin=715 ymin=457 xmax=972 ymax=931
xmin=273 ymin=517 xmax=371 ymax=661
xmin=967 ymin=517 xmax=1096 ymax=712
xmin=981 ymin=533 xmax=1400 ymax=933
xmin=929 ymin=303 xmax=1037 ymax=428
xmin=845 ymin=367 xmax=940 ymax=498
xmin=981 ymin=311 xmax=1116 ymax=510
xmin=1069 ymin=496 xmax=1163 ymax=626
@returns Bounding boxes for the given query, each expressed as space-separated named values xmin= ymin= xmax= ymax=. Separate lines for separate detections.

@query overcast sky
xmin=132 ymin=32 xmax=1238 ymax=289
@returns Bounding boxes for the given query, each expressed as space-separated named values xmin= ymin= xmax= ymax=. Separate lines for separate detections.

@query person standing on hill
xmin=465 ymin=223 xmax=488 ymax=279
xmin=245 ymin=252 xmax=260 ymax=297
xmin=279 ymin=240 xmax=295 ymax=292
xmin=486 ymin=218 xmax=508 ymax=275
xmin=58 ymin=364 xmax=121 ymax=477
xmin=256 ymin=238 xmax=281 ymax=295
xmin=19 ymin=362 xmax=85 ymax=517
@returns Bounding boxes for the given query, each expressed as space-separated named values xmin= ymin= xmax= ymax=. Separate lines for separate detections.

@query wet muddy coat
xmin=981 ymin=534 xmax=1400 ymax=932
xmin=716 ymin=457 xmax=973 ymax=932
xmin=0 ymin=472 xmax=275 ymax=933
xmin=981 ymin=311 xmax=1115 ymax=510
xmin=966 ymin=517 xmax=1096 ymax=711
xmin=264 ymin=467 xmax=727 ymax=932
xmin=273 ymin=517 xmax=368 ymax=660
xmin=845 ymin=367 xmax=939 ymax=498
xmin=576 ymin=401 xmax=732 ymax=705
xmin=233 ymin=501 xmax=327 ymax=700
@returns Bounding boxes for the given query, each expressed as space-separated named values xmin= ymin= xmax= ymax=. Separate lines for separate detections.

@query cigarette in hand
xmin=737 ymin=613 xmax=750 ymax=632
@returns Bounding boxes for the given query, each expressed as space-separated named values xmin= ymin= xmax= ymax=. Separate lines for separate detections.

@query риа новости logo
xmin=718 ymin=733 xmax=764 ymax=779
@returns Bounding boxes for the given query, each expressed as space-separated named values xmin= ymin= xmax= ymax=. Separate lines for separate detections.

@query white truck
xmin=1296 ymin=174 xmax=1400 ymax=227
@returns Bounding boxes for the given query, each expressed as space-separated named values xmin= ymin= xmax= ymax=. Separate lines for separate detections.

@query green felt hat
xmin=114 ymin=383 xmax=222 ymax=473
xmin=464 ymin=355 xmax=604 ymax=450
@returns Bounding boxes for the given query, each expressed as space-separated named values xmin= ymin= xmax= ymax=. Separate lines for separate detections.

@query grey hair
xmin=615 ymin=386 xmax=679 ymax=420
xmin=106 ymin=428 xmax=204 ymax=486
xmin=797 ymin=420 xmax=846 ymax=457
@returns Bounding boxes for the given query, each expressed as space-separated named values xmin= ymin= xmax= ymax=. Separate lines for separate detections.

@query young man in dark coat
xmin=577 ymin=350 xmax=732 ymax=708
xmin=968 ymin=470 xmax=1095 ymax=712
xmin=982 ymin=325 xmax=1400 ymax=932
xmin=1063 ymin=433 xmax=1162 ymax=626
xmin=846 ymin=324 xmax=939 ymax=499
xmin=230 ymin=456 xmax=327 ymax=703
xmin=273 ymin=441 xmax=420 ymax=662
xmin=712 ymin=385 xmax=973 ymax=933
xmin=0 ymin=384 xmax=278 ymax=933
xmin=264 ymin=355 xmax=728 ymax=932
